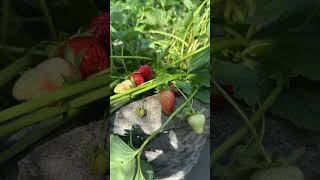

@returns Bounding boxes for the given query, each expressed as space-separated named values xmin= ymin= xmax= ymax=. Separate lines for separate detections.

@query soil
xmin=211 ymin=106 xmax=320 ymax=180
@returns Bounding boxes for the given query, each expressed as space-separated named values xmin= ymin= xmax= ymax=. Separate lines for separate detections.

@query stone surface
xmin=17 ymin=121 xmax=105 ymax=180
xmin=110 ymin=94 xmax=210 ymax=180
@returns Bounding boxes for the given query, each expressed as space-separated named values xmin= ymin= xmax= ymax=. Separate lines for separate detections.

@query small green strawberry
xmin=137 ymin=107 xmax=145 ymax=118
xmin=187 ymin=113 xmax=205 ymax=134
xmin=250 ymin=166 xmax=304 ymax=180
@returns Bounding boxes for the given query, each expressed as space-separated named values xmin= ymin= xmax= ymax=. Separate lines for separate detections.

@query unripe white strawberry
xmin=12 ymin=57 xmax=79 ymax=100
xmin=250 ymin=166 xmax=304 ymax=180
xmin=113 ymin=80 xmax=134 ymax=94
xmin=187 ymin=113 xmax=205 ymax=134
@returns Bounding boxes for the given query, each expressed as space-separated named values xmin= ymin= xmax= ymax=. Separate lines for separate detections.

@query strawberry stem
xmin=110 ymin=74 xmax=185 ymax=103
xmin=213 ymin=79 xmax=272 ymax=164
xmin=0 ymin=106 xmax=67 ymax=137
xmin=0 ymin=116 xmax=64 ymax=164
xmin=39 ymin=0 xmax=57 ymax=40
xmin=0 ymin=41 xmax=58 ymax=88
xmin=0 ymin=84 xmax=109 ymax=136
xmin=211 ymin=76 xmax=285 ymax=165
xmin=136 ymin=88 xmax=199 ymax=176
xmin=110 ymin=56 xmax=152 ymax=60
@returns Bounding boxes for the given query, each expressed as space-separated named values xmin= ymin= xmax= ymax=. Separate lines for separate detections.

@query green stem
xmin=158 ymin=45 xmax=209 ymax=74
xmin=110 ymin=74 xmax=184 ymax=101
xmin=0 ymin=56 xmax=33 ymax=88
xmin=39 ymin=0 xmax=57 ymax=40
xmin=120 ymin=45 xmax=128 ymax=73
xmin=0 ymin=83 xmax=110 ymax=136
xmin=0 ymin=116 xmax=64 ymax=164
xmin=110 ymin=56 xmax=152 ymax=60
xmin=146 ymin=30 xmax=188 ymax=46
xmin=137 ymin=88 xmax=199 ymax=172
xmin=0 ymin=41 xmax=58 ymax=88
xmin=0 ymin=45 xmax=47 ymax=56
xmin=0 ymin=75 xmax=108 ymax=123
xmin=213 ymin=79 xmax=271 ymax=164
xmin=212 ymin=38 xmax=246 ymax=53
xmin=69 ymin=86 xmax=109 ymax=108
xmin=110 ymin=94 xmax=131 ymax=105
xmin=211 ymin=76 xmax=285 ymax=164
xmin=0 ymin=106 xmax=67 ymax=137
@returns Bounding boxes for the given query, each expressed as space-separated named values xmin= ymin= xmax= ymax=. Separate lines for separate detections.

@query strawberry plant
xmin=0 ymin=0 xmax=108 ymax=177
xmin=212 ymin=0 xmax=320 ymax=179
xmin=110 ymin=0 xmax=210 ymax=179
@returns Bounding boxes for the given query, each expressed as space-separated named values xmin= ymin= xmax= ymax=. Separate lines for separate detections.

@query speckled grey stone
xmin=110 ymin=95 xmax=210 ymax=180
xmin=17 ymin=121 xmax=104 ymax=180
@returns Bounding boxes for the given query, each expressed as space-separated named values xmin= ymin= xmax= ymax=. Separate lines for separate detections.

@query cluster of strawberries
xmin=114 ymin=64 xmax=153 ymax=93
xmin=12 ymin=12 xmax=109 ymax=101
xmin=59 ymin=12 xmax=109 ymax=79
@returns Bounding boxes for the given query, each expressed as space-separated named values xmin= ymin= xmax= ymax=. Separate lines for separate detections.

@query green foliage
xmin=212 ymin=0 xmax=320 ymax=178
xmin=212 ymin=0 xmax=320 ymax=130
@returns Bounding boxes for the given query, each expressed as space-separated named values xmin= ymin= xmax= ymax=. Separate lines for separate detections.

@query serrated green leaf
xmin=195 ymin=88 xmax=210 ymax=103
xmin=247 ymin=0 xmax=318 ymax=28
xmin=188 ymin=47 xmax=210 ymax=72
xmin=258 ymin=33 xmax=320 ymax=81
xmin=214 ymin=60 xmax=261 ymax=106
xmin=110 ymin=135 xmax=139 ymax=168
xmin=110 ymin=135 xmax=153 ymax=180
xmin=270 ymin=86 xmax=320 ymax=131
xmin=191 ymin=69 xmax=210 ymax=87
xmin=176 ymin=80 xmax=194 ymax=96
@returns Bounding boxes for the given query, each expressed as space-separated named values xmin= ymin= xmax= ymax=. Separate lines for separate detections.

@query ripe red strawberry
xmin=59 ymin=36 xmax=108 ymax=79
xmin=128 ymin=73 xmax=145 ymax=86
xmin=138 ymin=64 xmax=153 ymax=81
xmin=169 ymin=83 xmax=181 ymax=95
xmin=160 ymin=90 xmax=176 ymax=115
xmin=89 ymin=12 xmax=109 ymax=48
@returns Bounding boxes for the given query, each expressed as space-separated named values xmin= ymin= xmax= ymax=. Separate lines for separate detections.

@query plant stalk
xmin=213 ymin=79 xmax=271 ymax=164
xmin=211 ymin=76 xmax=285 ymax=164
xmin=136 ymin=88 xmax=199 ymax=175
xmin=0 ymin=75 xmax=108 ymax=123
xmin=39 ymin=0 xmax=57 ymax=40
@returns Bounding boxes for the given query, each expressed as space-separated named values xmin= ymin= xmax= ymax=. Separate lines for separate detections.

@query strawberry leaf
xmin=270 ymin=85 xmax=320 ymax=130
xmin=195 ymin=88 xmax=210 ymax=104
xmin=110 ymin=134 xmax=153 ymax=180
xmin=191 ymin=69 xmax=210 ymax=88
xmin=188 ymin=47 xmax=210 ymax=73
xmin=176 ymin=80 xmax=194 ymax=96
xmin=214 ymin=60 xmax=262 ymax=106
xmin=64 ymin=46 xmax=75 ymax=64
